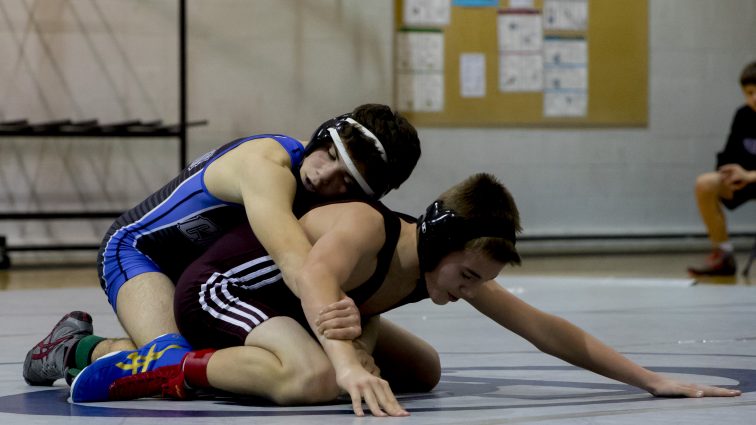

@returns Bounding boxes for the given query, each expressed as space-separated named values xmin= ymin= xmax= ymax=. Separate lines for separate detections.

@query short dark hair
xmin=437 ymin=173 xmax=522 ymax=266
xmin=740 ymin=61 xmax=756 ymax=87
xmin=340 ymin=104 xmax=421 ymax=197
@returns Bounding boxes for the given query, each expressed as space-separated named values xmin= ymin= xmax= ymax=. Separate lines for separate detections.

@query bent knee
xmin=388 ymin=350 xmax=441 ymax=393
xmin=695 ymin=172 xmax=722 ymax=193
xmin=272 ymin=359 xmax=339 ymax=405
xmin=414 ymin=351 xmax=441 ymax=392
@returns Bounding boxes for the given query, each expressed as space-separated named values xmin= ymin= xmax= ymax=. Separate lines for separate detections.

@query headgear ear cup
xmin=417 ymin=201 xmax=515 ymax=274
xmin=417 ymin=202 xmax=464 ymax=273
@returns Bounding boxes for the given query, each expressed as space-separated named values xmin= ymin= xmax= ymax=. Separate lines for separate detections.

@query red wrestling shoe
xmin=108 ymin=364 xmax=191 ymax=400
xmin=106 ymin=348 xmax=215 ymax=401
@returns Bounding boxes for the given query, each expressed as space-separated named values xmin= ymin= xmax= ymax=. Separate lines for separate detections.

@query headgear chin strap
xmin=308 ymin=113 xmax=388 ymax=197
xmin=416 ymin=201 xmax=515 ymax=273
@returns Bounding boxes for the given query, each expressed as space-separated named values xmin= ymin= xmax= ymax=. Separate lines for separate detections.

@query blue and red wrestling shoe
xmin=70 ymin=333 xmax=191 ymax=403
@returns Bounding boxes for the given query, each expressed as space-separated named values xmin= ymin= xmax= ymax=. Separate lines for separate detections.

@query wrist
xmin=637 ymin=370 xmax=664 ymax=394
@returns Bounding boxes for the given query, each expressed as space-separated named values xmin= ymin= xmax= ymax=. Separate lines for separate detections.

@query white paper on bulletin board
xmin=397 ymin=73 xmax=445 ymax=112
xmin=544 ymin=91 xmax=586 ymax=116
xmin=460 ymin=53 xmax=486 ymax=97
xmin=403 ymin=0 xmax=451 ymax=27
xmin=543 ymin=0 xmax=588 ymax=30
xmin=397 ymin=31 xmax=445 ymax=72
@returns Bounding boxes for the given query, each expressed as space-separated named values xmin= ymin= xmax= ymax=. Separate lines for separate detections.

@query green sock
xmin=75 ymin=335 xmax=106 ymax=370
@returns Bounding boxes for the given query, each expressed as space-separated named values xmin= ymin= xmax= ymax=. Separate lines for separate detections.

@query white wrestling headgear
xmin=325 ymin=117 xmax=387 ymax=196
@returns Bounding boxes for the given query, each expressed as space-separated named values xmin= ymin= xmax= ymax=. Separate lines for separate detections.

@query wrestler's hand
xmin=337 ymin=365 xmax=408 ymax=417
xmin=646 ymin=375 xmax=741 ymax=398
xmin=315 ymin=296 xmax=362 ymax=340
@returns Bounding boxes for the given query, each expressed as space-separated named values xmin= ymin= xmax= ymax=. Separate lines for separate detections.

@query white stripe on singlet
xmin=198 ymin=256 xmax=283 ymax=333
xmin=202 ymin=279 xmax=266 ymax=332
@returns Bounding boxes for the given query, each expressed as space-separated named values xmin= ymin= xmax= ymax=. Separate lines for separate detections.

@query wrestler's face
xmin=300 ymin=145 xmax=358 ymax=196
xmin=743 ymin=84 xmax=756 ymax=113
xmin=424 ymin=250 xmax=505 ymax=305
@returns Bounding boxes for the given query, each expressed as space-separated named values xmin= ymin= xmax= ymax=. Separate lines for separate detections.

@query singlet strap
xmin=345 ymin=203 xmax=400 ymax=306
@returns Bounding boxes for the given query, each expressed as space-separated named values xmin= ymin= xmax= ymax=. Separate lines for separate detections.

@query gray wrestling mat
xmin=2 ymin=276 xmax=755 ymax=424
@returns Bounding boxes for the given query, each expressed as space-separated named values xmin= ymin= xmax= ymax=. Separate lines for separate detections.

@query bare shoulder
xmin=226 ymin=137 xmax=295 ymax=167
xmin=300 ymin=202 xmax=385 ymax=242
xmin=205 ymin=137 xmax=299 ymax=202
xmin=206 ymin=137 xmax=298 ymax=180
xmin=305 ymin=202 xmax=384 ymax=227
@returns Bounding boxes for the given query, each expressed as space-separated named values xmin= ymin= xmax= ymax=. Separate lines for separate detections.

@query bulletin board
xmin=394 ymin=0 xmax=648 ymax=127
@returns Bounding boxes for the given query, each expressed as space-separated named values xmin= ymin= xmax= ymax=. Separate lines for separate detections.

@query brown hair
xmin=437 ymin=173 xmax=522 ymax=266
xmin=740 ymin=61 xmax=756 ymax=87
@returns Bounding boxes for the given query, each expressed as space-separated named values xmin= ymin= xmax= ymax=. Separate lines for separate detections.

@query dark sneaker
xmin=70 ymin=333 xmax=191 ymax=402
xmin=23 ymin=311 xmax=93 ymax=386
xmin=688 ymin=250 xmax=737 ymax=276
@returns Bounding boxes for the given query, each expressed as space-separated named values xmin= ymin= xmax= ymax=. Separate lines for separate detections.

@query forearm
xmin=536 ymin=315 xmax=657 ymax=392
xmin=354 ymin=316 xmax=380 ymax=352
xmin=747 ymin=170 xmax=756 ymax=184
xmin=299 ymin=272 xmax=364 ymax=374
xmin=249 ymin=214 xmax=312 ymax=298
xmin=274 ymin=248 xmax=309 ymax=298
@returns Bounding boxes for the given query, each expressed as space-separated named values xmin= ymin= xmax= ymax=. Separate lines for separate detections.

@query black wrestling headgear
xmin=307 ymin=113 xmax=388 ymax=197
xmin=416 ymin=201 xmax=516 ymax=273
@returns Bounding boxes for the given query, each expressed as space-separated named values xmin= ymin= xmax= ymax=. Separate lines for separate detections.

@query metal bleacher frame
xmin=0 ymin=0 xmax=198 ymax=268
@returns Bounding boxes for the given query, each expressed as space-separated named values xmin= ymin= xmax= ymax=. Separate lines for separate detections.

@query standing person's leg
xmin=695 ymin=172 xmax=732 ymax=246
xmin=689 ymin=172 xmax=737 ymax=275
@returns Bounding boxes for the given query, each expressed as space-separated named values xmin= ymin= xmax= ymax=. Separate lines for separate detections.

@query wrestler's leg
xmin=64 ymin=273 xmax=174 ymax=377
xmin=115 ymin=272 xmax=179 ymax=347
xmin=89 ymin=338 xmax=136 ymax=361
xmin=371 ymin=318 xmax=441 ymax=393
xmin=23 ymin=272 xmax=174 ymax=385
xmin=207 ymin=316 xmax=339 ymax=405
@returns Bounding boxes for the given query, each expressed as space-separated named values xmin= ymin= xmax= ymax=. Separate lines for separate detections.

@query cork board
xmin=395 ymin=0 xmax=648 ymax=127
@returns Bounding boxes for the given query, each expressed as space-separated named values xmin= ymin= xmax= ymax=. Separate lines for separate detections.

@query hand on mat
xmin=647 ymin=376 xmax=741 ymax=398
xmin=337 ymin=365 xmax=408 ymax=417
xmin=316 ymin=296 xmax=362 ymax=340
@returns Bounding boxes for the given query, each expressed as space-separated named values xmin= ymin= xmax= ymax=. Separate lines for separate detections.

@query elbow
xmin=531 ymin=315 xmax=579 ymax=357
xmin=286 ymin=271 xmax=304 ymax=298
xmin=292 ymin=264 xmax=326 ymax=298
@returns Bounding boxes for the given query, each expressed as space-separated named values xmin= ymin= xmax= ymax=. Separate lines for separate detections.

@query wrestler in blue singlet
xmin=97 ymin=134 xmax=305 ymax=309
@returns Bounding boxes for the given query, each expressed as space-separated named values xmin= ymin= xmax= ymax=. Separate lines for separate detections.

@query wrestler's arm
xmin=468 ymin=281 xmax=741 ymax=398
xmin=352 ymin=316 xmax=381 ymax=377
xmin=206 ymin=141 xmax=319 ymax=300
xmin=297 ymin=204 xmax=408 ymax=417
xmin=241 ymin=164 xmax=313 ymax=299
